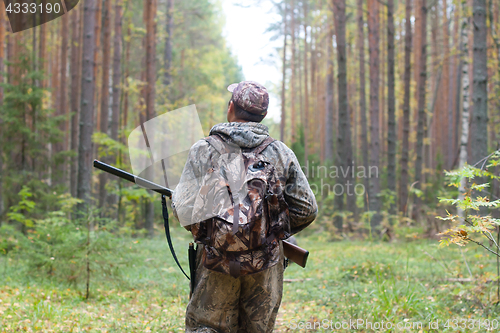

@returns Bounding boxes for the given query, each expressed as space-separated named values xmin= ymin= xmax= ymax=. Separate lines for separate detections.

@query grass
xmin=2 ymin=227 xmax=500 ymax=332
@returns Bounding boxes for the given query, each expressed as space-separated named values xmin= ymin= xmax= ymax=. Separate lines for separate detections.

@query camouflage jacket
xmin=172 ymin=122 xmax=318 ymax=236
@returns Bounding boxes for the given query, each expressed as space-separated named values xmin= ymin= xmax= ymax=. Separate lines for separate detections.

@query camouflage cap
xmin=227 ymin=81 xmax=269 ymax=116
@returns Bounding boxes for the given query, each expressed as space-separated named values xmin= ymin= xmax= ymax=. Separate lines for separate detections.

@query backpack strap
xmin=249 ymin=136 xmax=276 ymax=155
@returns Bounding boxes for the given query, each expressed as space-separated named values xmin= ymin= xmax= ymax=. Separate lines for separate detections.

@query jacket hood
xmin=209 ymin=122 xmax=270 ymax=149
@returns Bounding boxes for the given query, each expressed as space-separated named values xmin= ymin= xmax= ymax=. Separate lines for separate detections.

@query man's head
xmin=226 ymin=81 xmax=269 ymax=123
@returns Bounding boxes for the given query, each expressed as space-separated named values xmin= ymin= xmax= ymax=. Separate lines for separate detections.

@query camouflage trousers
xmin=185 ymin=242 xmax=285 ymax=333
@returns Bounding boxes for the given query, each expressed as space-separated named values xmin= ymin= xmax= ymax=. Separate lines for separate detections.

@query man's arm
xmin=277 ymin=143 xmax=318 ymax=235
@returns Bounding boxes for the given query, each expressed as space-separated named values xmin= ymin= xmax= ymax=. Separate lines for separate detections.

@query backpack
xmin=190 ymin=134 xmax=291 ymax=278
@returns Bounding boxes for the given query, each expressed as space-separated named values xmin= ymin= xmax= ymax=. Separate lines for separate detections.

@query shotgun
xmin=93 ymin=159 xmax=309 ymax=268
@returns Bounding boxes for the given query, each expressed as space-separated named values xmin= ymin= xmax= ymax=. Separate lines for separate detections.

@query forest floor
xmin=1 ymin=227 xmax=500 ymax=332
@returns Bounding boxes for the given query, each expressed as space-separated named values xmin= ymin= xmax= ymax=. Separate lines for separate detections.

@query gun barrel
xmin=93 ymin=160 xmax=173 ymax=198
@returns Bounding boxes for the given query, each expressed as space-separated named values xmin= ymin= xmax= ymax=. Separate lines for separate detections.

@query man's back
xmin=172 ymin=121 xmax=317 ymax=333
xmin=173 ymin=122 xmax=317 ymax=235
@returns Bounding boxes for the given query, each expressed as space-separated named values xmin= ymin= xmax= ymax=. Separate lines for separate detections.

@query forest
xmin=1 ymin=0 xmax=500 ymax=331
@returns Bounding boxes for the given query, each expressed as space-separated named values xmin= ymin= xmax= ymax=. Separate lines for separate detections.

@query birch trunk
xmin=457 ymin=10 xmax=470 ymax=218
xmin=470 ymin=0 xmax=488 ymax=164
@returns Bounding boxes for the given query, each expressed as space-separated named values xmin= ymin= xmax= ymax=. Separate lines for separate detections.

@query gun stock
xmin=283 ymin=240 xmax=309 ymax=268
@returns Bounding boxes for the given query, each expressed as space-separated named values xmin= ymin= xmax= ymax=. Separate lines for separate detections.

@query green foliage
xmin=0 ymin=186 xmax=131 ymax=288
xmin=7 ymin=186 xmax=36 ymax=227
xmin=0 ymin=47 xmax=67 ymax=227
xmin=437 ymin=154 xmax=500 ymax=252
xmin=93 ymin=132 xmax=130 ymax=160
xmin=0 ymin=224 xmax=21 ymax=255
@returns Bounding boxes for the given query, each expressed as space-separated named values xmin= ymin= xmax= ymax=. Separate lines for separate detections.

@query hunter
xmin=172 ymin=81 xmax=317 ymax=333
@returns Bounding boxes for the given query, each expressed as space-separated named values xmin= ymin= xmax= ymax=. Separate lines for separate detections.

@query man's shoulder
xmin=269 ymin=139 xmax=292 ymax=152
xmin=267 ymin=139 xmax=297 ymax=159
xmin=189 ymin=138 xmax=211 ymax=152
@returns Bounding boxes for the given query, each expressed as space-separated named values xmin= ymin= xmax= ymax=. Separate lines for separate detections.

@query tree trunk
xmin=399 ymin=0 xmax=412 ymax=214
xmin=76 ymin=0 xmax=97 ymax=215
xmin=490 ymin=0 xmax=500 ymax=219
xmin=93 ymin=0 xmax=102 ymax=141
xmin=442 ymin=0 xmax=451 ymax=168
xmin=107 ymin=0 xmax=123 ymax=210
xmin=333 ymin=0 xmax=354 ymax=229
xmin=280 ymin=1 xmax=287 ymax=143
xmin=470 ymin=0 xmax=488 ymax=164
xmin=0 ymin=9 xmax=4 ymax=222
xmin=367 ymin=0 xmax=382 ymax=227
xmin=387 ymin=0 xmax=396 ymax=215
xmin=451 ymin=6 xmax=460 ymax=168
xmin=6 ymin=22 xmax=12 ymax=85
xmin=111 ymin=0 xmax=122 ymax=143
xmin=466 ymin=0 xmax=474 ymax=160
xmin=457 ymin=5 xmax=471 ymax=217
xmin=70 ymin=5 xmax=83 ymax=198
xmin=429 ymin=4 xmax=439 ymax=171
xmin=310 ymin=22 xmax=317 ymax=155
xmin=93 ymin=0 xmax=102 ymax=86
xmin=98 ymin=0 xmax=113 ymax=209
xmin=39 ymin=16 xmax=46 ymax=88
xmin=53 ymin=12 xmax=69 ymax=186
xmin=163 ymin=0 xmax=174 ymax=86
xmin=413 ymin=0 xmax=422 ymax=132
xmin=454 ymin=6 xmax=464 ymax=169
xmin=144 ymin=0 xmax=157 ymax=237
xmin=379 ymin=13 xmax=386 ymax=159
xmin=357 ymin=0 xmax=369 ymax=211
xmin=51 ymin=35 xmax=60 ymax=119
xmin=290 ymin=0 xmax=296 ymax=143
xmin=414 ymin=0 xmax=427 ymax=220
xmin=303 ymin=1 xmax=309 ymax=164
xmin=448 ymin=0 xmax=458 ymax=169
xmin=325 ymin=16 xmax=334 ymax=162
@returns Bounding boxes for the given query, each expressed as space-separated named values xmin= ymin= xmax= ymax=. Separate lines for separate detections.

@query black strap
xmin=162 ymin=195 xmax=190 ymax=280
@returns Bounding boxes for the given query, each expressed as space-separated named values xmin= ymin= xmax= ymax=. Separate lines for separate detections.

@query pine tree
xmin=368 ymin=0 xmax=382 ymax=227
xmin=399 ymin=0 xmax=412 ymax=214
xmin=387 ymin=0 xmax=397 ymax=214
xmin=77 ymin=0 xmax=98 ymax=214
